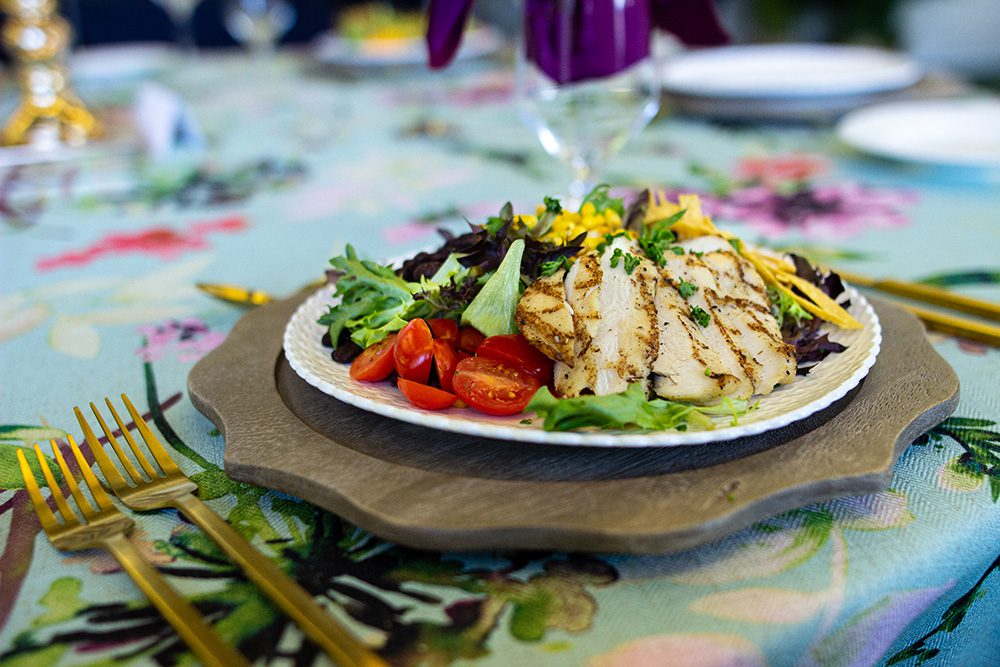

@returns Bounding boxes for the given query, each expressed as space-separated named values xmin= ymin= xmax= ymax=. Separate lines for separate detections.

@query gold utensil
xmin=885 ymin=300 xmax=1000 ymax=347
xmin=835 ymin=269 xmax=1000 ymax=322
xmin=197 ymin=278 xmax=329 ymax=307
xmin=75 ymin=394 xmax=388 ymax=667
xmin=834 ymin=268 xmax=1000 ymax=347
xmin=196 ymin=282 xmax=274 ymax=306
xmin=17 ymin=439 xmax=247 ymax=667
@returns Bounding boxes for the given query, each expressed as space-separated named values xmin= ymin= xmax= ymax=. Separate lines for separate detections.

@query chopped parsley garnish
xmin=678 ymin=279 xmax=698 ymax=299
xmin=596 ymin=231 xmax=631 ymax=254
xmin=689 ymin=250 xmax=704 ymax=258
xmin=520 ymin=418 xmax=533 ymax=425
xmin=638 ymin=209 xmax=686 ymax=266
xmin=609 ymin=248 xmax=642 ymax=275
xmin=728 ymin=238 xmax=742 ymax=254
xmin=539 ymin=256 xmax=571 ymax=277
xmin=690 ymin=305 xmax=711 ymax=327
xmin=670 ymin=246 xmax=685 ymax=255
xmin=704 ymin=367 xmax=713 ymax=377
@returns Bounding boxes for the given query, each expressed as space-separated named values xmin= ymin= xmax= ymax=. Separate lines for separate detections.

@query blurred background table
xmin=1 ymin=3 xmax=999 ymax=665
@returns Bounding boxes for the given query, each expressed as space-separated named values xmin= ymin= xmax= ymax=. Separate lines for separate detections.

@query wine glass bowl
xmin=517 ymin=0 xmax=661 ymax=203
xmin=222 ymin=0 xmax=296 ymax=55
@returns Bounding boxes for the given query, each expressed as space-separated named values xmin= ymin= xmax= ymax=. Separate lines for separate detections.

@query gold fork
xmin=17 ymin=439 xmax=248 ymax=667
xmin=76 ymin=394 xmax=387 ymax=667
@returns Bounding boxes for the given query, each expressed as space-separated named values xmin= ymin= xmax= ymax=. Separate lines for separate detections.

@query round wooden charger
xmin=189 ymin=289 xmax=958 ymax=554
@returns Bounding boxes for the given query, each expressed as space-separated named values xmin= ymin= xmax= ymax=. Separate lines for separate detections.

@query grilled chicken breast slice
xmin=554 ymin=236 xmax=659 ymax=397
xmin=515 ymin=270 xmax=575 ymax=365
xmin=655 ymin=246 xmax=795 ymax=400
xmin=651 ymin=275 xmax=742 ymax=402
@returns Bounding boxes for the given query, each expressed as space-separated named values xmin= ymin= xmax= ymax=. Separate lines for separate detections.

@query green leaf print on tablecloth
xmin=916 ymin=417 xmax=1000 ymax=503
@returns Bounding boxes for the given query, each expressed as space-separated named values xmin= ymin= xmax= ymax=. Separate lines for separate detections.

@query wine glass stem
xmin=568 ymin=158 xmax=595 ymax=205
xmin=176 ymin=18 xmax=196 ymax=53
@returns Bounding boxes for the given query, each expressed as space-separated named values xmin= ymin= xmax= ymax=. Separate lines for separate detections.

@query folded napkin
xmin=132 ymin=82 xmax=205 ymax=160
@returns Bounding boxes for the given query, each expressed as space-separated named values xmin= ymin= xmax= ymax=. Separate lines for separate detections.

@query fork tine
xmin=104 ymin=398 xmax=158 ymax=479
xmin=50 ymin=439 xmax=97 ymax=520
xmin=120 ymin=393 xmax=180 ymax=474
xmin=74 ymin=406 xmax=131 ymax=493
xmin=17 ymin=448 xmax=59 ymax=532
xmin=33 ymin=443 xmax=77 ymax=525
xmin=89 ymin=402 xmax=144 ymax=483
xmin=67 ymin=434 xmax=117 ymax=512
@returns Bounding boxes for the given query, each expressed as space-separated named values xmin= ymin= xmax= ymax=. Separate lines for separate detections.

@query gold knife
xmin=196 ymin=282 xmax=274 ymax=306
xmin=197 ymin=278 xmax=329 ymax=306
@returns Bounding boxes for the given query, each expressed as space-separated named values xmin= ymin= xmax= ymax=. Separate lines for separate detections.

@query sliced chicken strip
xmin=516 ymin=269 xmax=575 ymax=366
xmin=554 ymin=236 xmax=659 ymax=397
xmin=657 ymin=247 xmax=795 ymax=397
xmin=700 ymin=250 xmax=796 ymax=390
xmin=658 ymin=253 xmax=757 ymax=398
xmin=651 ymin=274 xmax=742 ymax=402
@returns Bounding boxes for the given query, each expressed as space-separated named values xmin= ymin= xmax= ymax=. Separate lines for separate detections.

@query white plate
xmin=837 ymin=98 xmax=1000 ymax=168
xmin=311 ymin=26 xmax=502 ymax=68
xmin=283 ymin=284 xmax=881 ymax=448
xmin=662 ymin=44 xmax=922 ymax=98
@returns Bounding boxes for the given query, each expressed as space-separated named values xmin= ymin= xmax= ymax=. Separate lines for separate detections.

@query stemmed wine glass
xmin=150 ymin=0 xmax=202 ymax=52
xmin=222 ymin=0 xmax=296 ymax=55
xmin=517 ymin=0 xmax=661 ymax=204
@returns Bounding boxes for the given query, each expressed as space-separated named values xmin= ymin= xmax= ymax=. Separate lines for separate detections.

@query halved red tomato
xmin=394 ymin=319 xmax=434 ymax=383
xmin=428 ymin=318 xmax=459 ymax=347
xmin=451 ymin=357 xmax=540 ymax=416
xmin=457 ymin=326 xmax=486 ymax=354
xmin=349 ymin=334 xmax=397 ymax=382
xmin=432 ymin=340 xmax=458 ymax=392
xmin=475 ymin=334 xmax=554 ymax=385
xmin=397 ymin=378 xmax=457 ymax=410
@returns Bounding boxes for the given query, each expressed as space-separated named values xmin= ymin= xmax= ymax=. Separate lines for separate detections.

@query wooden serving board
xmin=189 ymin=288 xmax=958 ymax=554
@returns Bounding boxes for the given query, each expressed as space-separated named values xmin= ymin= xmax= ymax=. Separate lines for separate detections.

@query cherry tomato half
xmin=432 ymin=340 xmax=458 ymax=392
xmin=394 ymin=319 xmax=434 ymax=383
xmin=475 ymin=334 xmax=554 ymax=386
xmin=428 ymin=318 xmax=459 ymax=347
xmin=349 ymin=334 xmax=397 ymax=382
xmin=451 ymin=357 xmax=541 ymax=416
xmin=457 ymin=326 xmax=486 ymax=354
xmin=397 ymin=378 xmax=457 ymax=410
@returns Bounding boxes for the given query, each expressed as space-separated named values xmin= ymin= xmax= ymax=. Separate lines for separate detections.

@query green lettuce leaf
xmin=461 ymin=238 xmax=525 ymax=337
xmin=527 ymin=383 xmax=750 ymax=432
xmin=319 ymin=246 xmax=465 ymax=348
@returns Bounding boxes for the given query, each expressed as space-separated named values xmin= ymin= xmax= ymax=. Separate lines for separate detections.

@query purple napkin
xmin=427 ymin=0 xmax=728 ymax=82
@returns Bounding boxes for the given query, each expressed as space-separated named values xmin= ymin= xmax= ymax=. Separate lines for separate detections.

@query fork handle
xmin=172 ymin=493 xmax=387 ymax=667
xmin=102 ymin=533 xmax=249 ymax=667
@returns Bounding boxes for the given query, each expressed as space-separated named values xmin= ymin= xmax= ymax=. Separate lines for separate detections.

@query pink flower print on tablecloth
xmin=702 ymin=182 xmax=917 ymax=239
xmin=137 ymin=318 xmax=225 ymax=363
xmin=735 ymin=154 xmax=829 ymax=189
xmin=35 ymin=216 xmax=247 ymax=272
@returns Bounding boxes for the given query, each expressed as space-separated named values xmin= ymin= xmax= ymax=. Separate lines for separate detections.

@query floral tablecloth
xmin=1 ymin=51 xmax=998 ymax=667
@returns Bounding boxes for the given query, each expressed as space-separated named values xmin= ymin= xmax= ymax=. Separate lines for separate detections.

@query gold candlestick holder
xmin=1 ymin=0 xmax=101 ymax=147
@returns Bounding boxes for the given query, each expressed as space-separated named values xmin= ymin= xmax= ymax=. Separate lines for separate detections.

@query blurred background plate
xmin=662 ymin=44 xmax=923 ymax=98
xmin=837 ymin=98 xmax=1000 ymax=168
xmin=311 ymin=25 xmax=502 ymax=68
